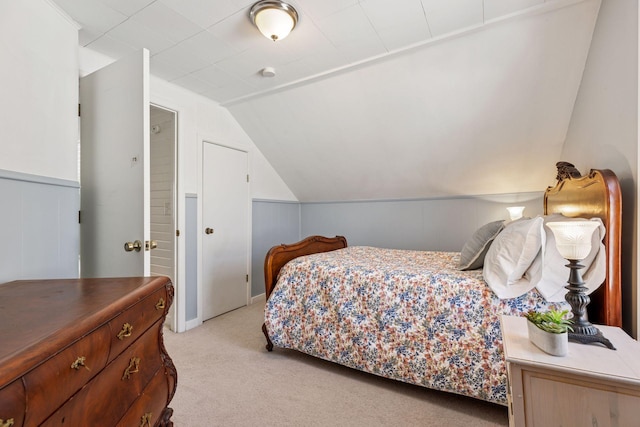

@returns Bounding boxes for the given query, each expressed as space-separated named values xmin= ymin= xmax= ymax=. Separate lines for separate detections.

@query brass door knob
xmin=205 ymin=227 xmax=214 ymax=235
xmin=145 ymin=240 xmax=158 ymax=251
xmin=124 ymin=240 xmax=142 ymax=252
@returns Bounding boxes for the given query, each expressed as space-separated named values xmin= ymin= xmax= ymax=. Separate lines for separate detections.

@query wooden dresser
xmin=0 ymin=277 xmax=177 ymax=427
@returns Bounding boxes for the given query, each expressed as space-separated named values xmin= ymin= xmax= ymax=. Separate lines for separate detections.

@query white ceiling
xmin=52 ymin=0 xmax=601 ymax=202
xmin=54 ymin=0 xmax=562 ymax=105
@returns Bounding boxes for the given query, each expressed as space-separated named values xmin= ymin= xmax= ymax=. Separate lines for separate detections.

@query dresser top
xmin=0 ymin=276 xmax=170 ymax=386
xmin=501 ymin=315 xmax=640 ymax=387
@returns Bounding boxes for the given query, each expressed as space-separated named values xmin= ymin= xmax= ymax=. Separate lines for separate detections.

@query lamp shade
xmin=250 ymin=1 xmax=298 ymax=41
xmin=506 ymin=206 xmax=525 ymax=221
xmin=546 ymin=221 xmax=600 ymax=260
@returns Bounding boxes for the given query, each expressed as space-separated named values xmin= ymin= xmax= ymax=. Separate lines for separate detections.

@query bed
xmin=261 ymin=162 xmax=622 ymax=405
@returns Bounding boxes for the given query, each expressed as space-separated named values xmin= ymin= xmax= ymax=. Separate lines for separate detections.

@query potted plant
xmin=524 ymin=309 xmax=573 ymax=356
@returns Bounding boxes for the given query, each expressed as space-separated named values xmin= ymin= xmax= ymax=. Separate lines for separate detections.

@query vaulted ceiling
xmin=52 ymin=0 xmax=601 ymax=201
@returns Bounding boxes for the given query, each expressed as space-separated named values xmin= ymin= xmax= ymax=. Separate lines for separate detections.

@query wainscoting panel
xmin=0 ymin=170 xmax=80 ymax=283
xmin=185 ymin=193 xmax=198 ymax=322
xmin=251 ymin=200 xmax=300 ymax=297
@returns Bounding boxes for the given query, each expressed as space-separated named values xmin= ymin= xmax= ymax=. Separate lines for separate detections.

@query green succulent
xmin=525 ymin=309 xmax=574 ymax=334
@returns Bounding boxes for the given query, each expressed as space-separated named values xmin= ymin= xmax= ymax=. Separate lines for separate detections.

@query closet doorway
xmin=150 ymin=104 xmax=177 ymax=328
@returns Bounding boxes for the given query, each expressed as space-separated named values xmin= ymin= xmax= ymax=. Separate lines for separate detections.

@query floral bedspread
xmin=264 ymin=246 xmax=565 ymax=405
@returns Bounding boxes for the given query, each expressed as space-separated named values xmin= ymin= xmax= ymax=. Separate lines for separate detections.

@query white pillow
xmin=483 ymin=216 xmax=544 ymax=299
xmin=529 ymin=215 xmax=606 ymax=302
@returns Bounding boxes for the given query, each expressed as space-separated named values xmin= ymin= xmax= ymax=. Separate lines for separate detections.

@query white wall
xmin=562 ymin=0 xmax=638 ymax=337
xmin=149 ymin=77 xmax=295 ymax=201
xmin=0 ymin=0 xmax=80 ymax=283
xmin=80 ymin=47 xmax=295 ymax=201
xmin=0 ymin=0 xmax=78 ymax=181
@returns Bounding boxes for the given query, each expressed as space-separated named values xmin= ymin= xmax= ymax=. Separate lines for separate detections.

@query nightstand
xmin=500 ymin=315 xmax=640 ymax=427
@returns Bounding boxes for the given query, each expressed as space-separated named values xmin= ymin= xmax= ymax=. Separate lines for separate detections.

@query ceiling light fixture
xmin=250 ymin=1 xmax=298 ymax=42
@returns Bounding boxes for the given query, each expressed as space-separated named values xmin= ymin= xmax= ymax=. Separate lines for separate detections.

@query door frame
xmin=197 ymin=137 xmax=252 ymax=326
xmin=149 ymin=102 xmax=180 ymax=332
xmin=149 ymin=94 xmax=186 ymax=333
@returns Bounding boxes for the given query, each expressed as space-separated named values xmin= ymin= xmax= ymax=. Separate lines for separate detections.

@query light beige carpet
xmin=163 ymin=302 xmax=509 ymax=426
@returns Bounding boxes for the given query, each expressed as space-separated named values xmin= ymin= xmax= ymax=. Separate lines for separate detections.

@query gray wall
xmin=251 ymin=193 xmax=542 ymax=297
xmin=185 ymin=194 xmax=198 ymax=321
xmin=0 ymin=170 xmax=80 ymax=283
xmin=301 ymin=193 xmax=543 ymax=252
xmin=251 ymin=200 xmax=300 ymax=297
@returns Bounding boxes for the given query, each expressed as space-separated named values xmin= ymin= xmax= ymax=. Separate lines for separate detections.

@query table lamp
xmin=507 ymin=206 xmax=525 ymax=221
xmin=545 ymin=221 xmax=615 ymax=350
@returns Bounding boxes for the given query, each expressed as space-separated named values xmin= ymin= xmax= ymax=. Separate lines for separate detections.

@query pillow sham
xmin=527 ymin=215 xmax=606 ymax=302
xmin=459 ymin=220 xmax=504 ymax=270
xmin=482 ymin=216 xmax=544 ymax=298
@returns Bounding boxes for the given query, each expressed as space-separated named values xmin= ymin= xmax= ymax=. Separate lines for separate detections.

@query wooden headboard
xmin=544 ymin=162 xmax=622 ymax=327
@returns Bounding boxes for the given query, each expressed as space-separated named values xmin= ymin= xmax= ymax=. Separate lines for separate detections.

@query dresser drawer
xmin=108 ymin=287 xmax=167 ymax=363
xmin=23 ymin=324 xmax=111 ymax=426
xmin=42 ymin=319 xmax=164 ymax=426
xmin=0 ymin=379 xmax=26 ymax=427
xmin=117 ymin=368 xmax=170 ymax=427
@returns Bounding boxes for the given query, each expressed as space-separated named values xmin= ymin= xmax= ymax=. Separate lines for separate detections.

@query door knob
xmin=145 ymin=240 xmax=157 ymax=251
xmin=205 ymin=227 xmax=214 ymax=235
xmin=124 ymin=240 xmax=142 ymax=252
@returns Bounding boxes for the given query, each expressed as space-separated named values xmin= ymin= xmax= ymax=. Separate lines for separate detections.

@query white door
xmin=202 ymin=142 xmax=249 ymax=320
xmin=79 ymin=49 xmax=150 ymax=277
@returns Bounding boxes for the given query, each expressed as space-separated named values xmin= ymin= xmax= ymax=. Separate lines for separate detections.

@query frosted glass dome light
xmin=546 ymin=220 xmax=600 ymax=260
xmin=250 ymin=1 xmax=298 ymax=41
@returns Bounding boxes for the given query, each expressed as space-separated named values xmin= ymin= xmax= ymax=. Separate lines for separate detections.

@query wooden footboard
xmin=264 ymin=235 xmax=348 ymax=300
xmin=262 ymin=235 xmax=347 ymax=351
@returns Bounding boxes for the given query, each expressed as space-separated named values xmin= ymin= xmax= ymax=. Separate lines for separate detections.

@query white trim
xmin=251 ymin=293 xmax=266 ymax=305
xmin=185 ymin=318 xmax=202 ymax=331
xmin=0 ymin=169 xmax=80 ymax=188
xmin=196 ymin=135 xmax=204 ymax=328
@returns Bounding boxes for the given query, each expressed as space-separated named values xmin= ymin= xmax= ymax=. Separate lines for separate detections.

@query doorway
xmin=150 ymin=105 xmax=177 ymax=327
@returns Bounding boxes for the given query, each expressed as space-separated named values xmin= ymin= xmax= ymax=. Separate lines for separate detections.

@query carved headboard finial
xmin=555 ymin=161 xmax=582 ymax=181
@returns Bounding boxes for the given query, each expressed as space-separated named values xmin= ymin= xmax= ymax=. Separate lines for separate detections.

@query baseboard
xmin=251 ymin=293 xmax=266 ymax=305
xmin=185 ymin=318 xmax=201 ymax=331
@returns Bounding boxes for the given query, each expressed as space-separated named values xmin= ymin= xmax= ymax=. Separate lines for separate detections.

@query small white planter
xmin=527 ymin=320 xmax=568 ymax=356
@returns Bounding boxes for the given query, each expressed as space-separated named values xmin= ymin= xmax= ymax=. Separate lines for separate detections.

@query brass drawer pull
xmin=155 ymin=297 xmax=165 ymax=310
xmin=122 ymin=357 xmax=140 ymax=380
xmin=0 ymin=419 xmax=14 ymax=427
xmin=117 ymin=323 xmax=133 ymax=340
xmin=70 ymin=356 xmax=90 ymax=371
xmin=140 ymin=412 xmax=152 ymax=427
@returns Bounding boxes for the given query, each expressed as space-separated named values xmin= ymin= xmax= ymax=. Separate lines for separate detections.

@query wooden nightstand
xmin=500 ymin=315 xmax=640 ymax=427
